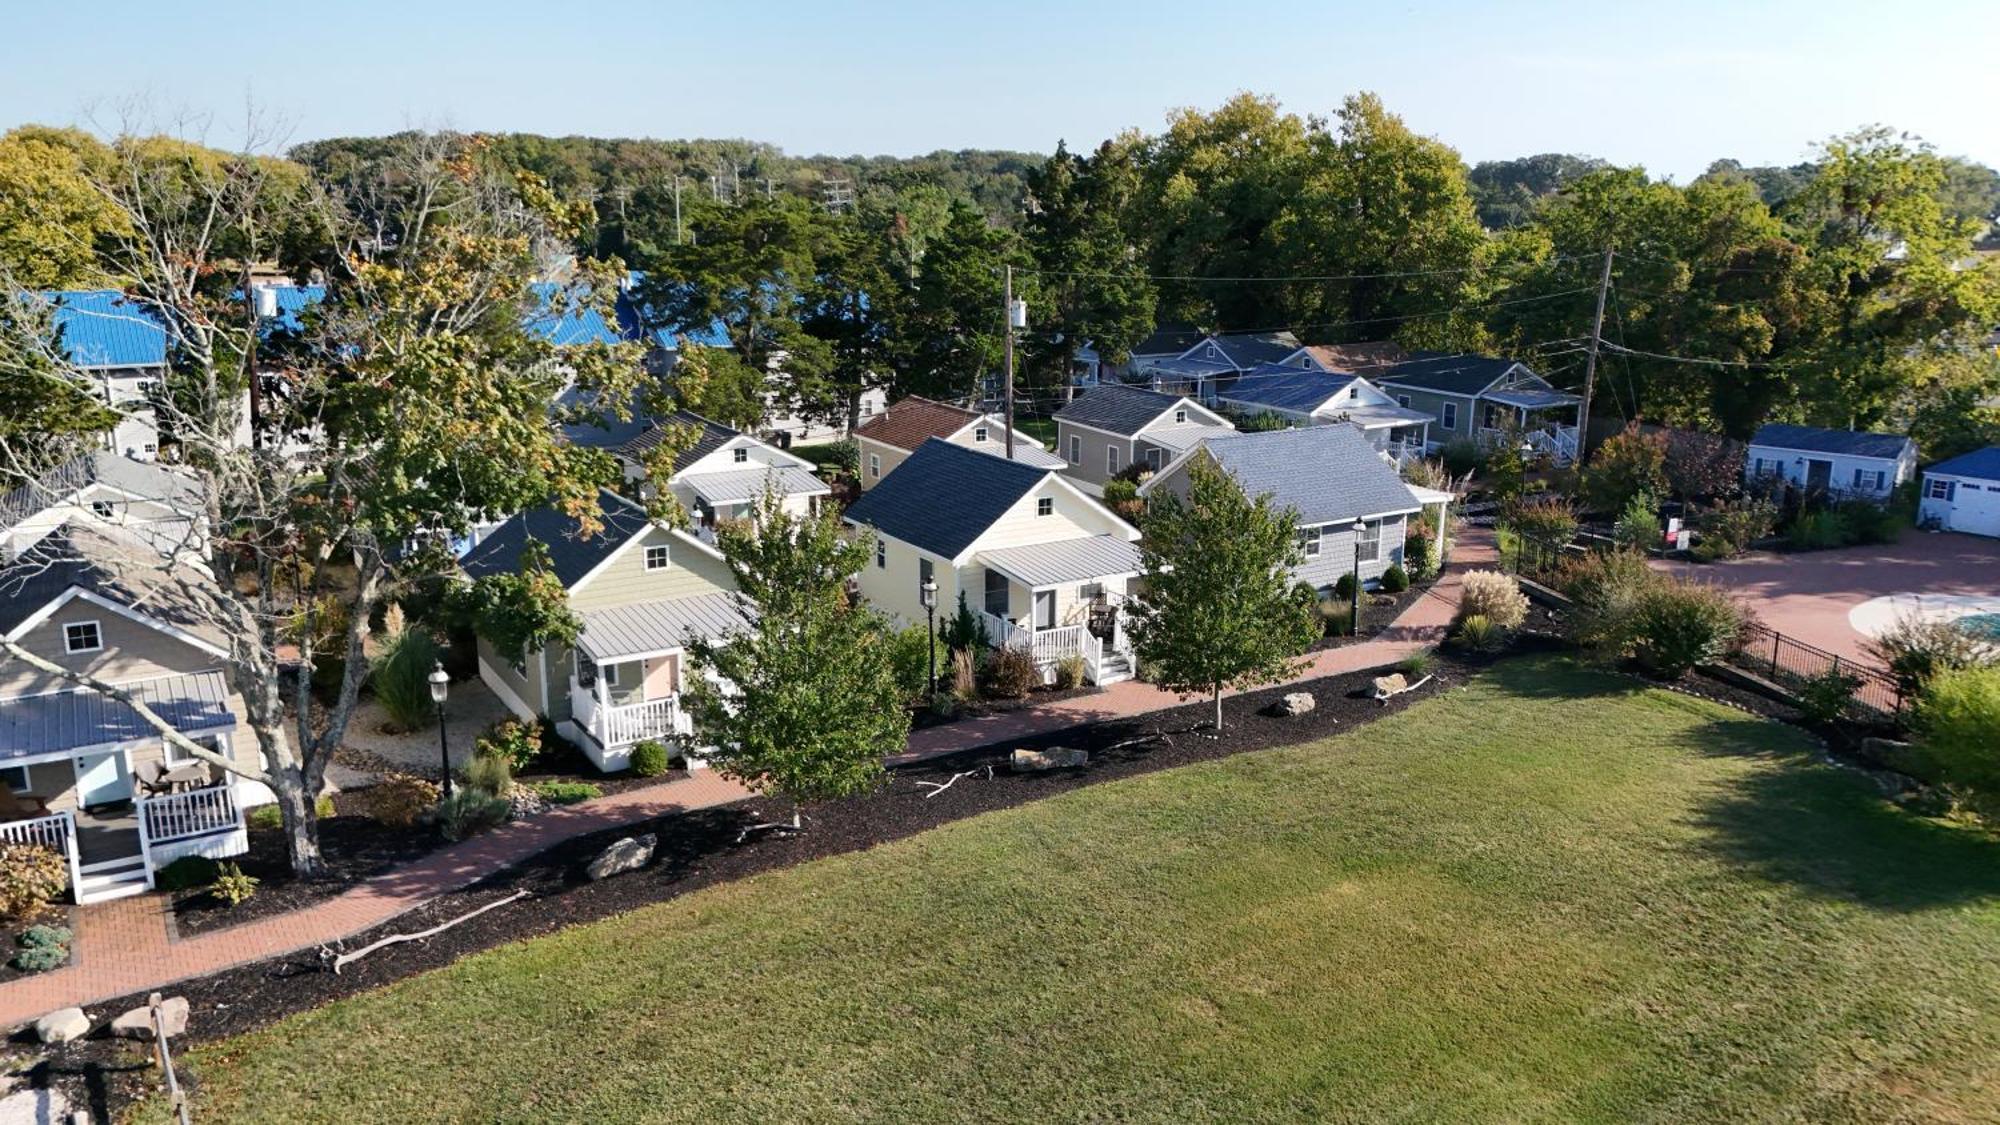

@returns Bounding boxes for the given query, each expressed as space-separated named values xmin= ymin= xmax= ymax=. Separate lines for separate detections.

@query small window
xmin=869 ymin=453 xmax=881 ymax=479
xmin=732 ymin=447 xmax=749 ymax=463
xmin=91 ymin=500 xmax=116 ymax=519
xmin=1145 ymin=447 xmax=1163 ymax=469
xmin=1107 ymin=446 xmax=1120 ymax=474
xmin=1926 ymin=478 xmax=1954 ymax=501
xmin=1298 ymin=526 xmax=1321 ymax=557
xmin=1174 ymin=408 xmax=1187 ymax=424
xmin=974 ymin=426 xmax=989 ymax=443
xmin=1356 ymin=521 xmax=1381 ymax=563
xmin=1068 ymin=434 xmax=1081 ymax=464
xmin=1396 ymin=395 xmax=1411 ymax=409
xmin=0 ymin=765 xmax=27 ymax=793
xmin=63 ymin=621 xmax=102 ymax=654
xmin=1348 ymin=387 xmax=1359 ymax=400
xmin=166 ymin=731 xmax=226 ymax=766
xmin=601 ymin=662 xmax=621 ymax=688
xmin=1440 ymin=403 xmax=1457 ymax=432
xmin=875 ymin=538 xmax=886 ymax=569
xmin=644 ymin=545 xmax=671 ymax=571
xmin=1080 ymin=582 xmax=1105 ymax=604
xmin=918 ymin=557 xmax=933 ymax=595
xmin=1036 ymin=497 xmax=1053 ymax=517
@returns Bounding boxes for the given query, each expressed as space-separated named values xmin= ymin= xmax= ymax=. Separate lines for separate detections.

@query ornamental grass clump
xmin=1455 ymin=570 xmax=1528 ymax=631
xmin=0 ymin=845 xmax=68 ymax=921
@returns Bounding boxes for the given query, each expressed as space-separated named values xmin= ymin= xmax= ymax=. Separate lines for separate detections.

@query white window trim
xmin=1356 ymin=521 xmax=1382 ymax=563
xmin=1440 ymin=402 xmax=1458 ymax=431
xmin=644 ymin=545 xmax=671 ymax=571
xmin=63 ymin=620 xmax=104 ymax=654
xmin=732 ymin=447 xmax=749 ymax=463
xmin=974 ymin=426 xmax=990 ymax=443
xmin=1926 ymin=478 xmax=1954 ymax=501
xmin=1299 ymin=526 xmax=1321 ymax=557
xmin=1068 ymin=434 xmax=1081 ymax=464
xmin=1036 ymin=497 xmax=1053 ymax=517
xmin=868 ymin=453 xmax=881 ymax=479
xmin=1107 ymin=446 xmax=1121 ymax=474
xmin=601 ymin=662 xmax=622 ymax=688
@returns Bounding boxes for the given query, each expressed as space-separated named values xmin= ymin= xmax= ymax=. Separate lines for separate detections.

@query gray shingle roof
xmin=1749 ymin=423 xmax=1914 ymax=461
xmin=1218 ymin=369 xmax=1359 ymax=415
xmin=459 ymin=490 xmax=653 ymax=588
xmin=576 ymin=591 xmax=748 ymax=660
xmin=1379 ymin=352 xmax=1526 ymax=396
xmin=1054 ymin=385 xmax=1187 ymax=436
xmin=842 ymin=438 xmax=1048 ymax=560
xmin=1203 ymin=332 xmax=1302 ymax=370
xmin=0 ymin=453 xmax=200 ymax=531
xmin=0 ymin=671 xmax=235 ymax=759
xmin=621 ymin=411 xmax=741 ymax=472
xmin=0 ymin=523 xmax=213 ymax=640
xmin=1131 ymin=324 xmax=1206 ymax=356
xmin=1196 ymin=426 xmax=1421 ymax=527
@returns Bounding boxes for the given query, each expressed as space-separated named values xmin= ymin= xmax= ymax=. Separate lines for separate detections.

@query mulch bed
xmin=0 ymin=906 xmax=79 ymax=988
xmin=909 ymin=683 xmax=1101 ymax=731
xmin=1307 ymin=574 xmax=1438 ymax=651
xmin=29 ymin=646 xmax=1502 ymax=1114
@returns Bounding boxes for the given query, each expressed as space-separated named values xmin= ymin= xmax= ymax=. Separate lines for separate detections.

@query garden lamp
xmin=1350 ymin=518 xmax=1367 ymax=635
xmin=428 ymin=660 xmax=453 ymax=798
xmin=920 ymin=575 xmax=939 ymax=701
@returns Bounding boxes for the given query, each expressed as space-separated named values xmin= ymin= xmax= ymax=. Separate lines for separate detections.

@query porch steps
xmin=75 ymin=856 xmax=150 ymax=905
xmin=1094 ymin=653 xmax=1135 ymax=686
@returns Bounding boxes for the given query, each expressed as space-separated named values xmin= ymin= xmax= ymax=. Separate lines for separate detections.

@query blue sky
xmin=3 ymin=1 xmax=1993 ymax=179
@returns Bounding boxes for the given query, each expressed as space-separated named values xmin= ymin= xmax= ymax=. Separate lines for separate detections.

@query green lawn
xmin=166 ymin=658 xmax=2000 ymax=1123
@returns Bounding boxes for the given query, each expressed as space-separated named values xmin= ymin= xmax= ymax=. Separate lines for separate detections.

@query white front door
xmin=1033 ymin=589 xmax=1057 ymax=630
xmin=74 ymin=748 xmax=132 ymax=807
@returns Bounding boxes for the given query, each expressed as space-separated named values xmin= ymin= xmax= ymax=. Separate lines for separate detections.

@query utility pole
xmin=243 ymin=266 xmax=263 ymax=452
xmin=1576 ymin=247 xmax=1614 ymax=468
xmin=672 ymin=176 xmax=684 ymax=246
xmin=1003 ymin=265 xmax=1016 ymax=460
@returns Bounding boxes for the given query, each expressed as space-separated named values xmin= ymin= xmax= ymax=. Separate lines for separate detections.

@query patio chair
xmin=0 ymin=783 xmax=50 ymax=821
xmin=133 ymin=760 xmax=175 ymax=798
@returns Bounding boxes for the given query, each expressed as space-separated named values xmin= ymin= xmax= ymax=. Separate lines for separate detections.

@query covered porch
xmin=971 ymin=535 xmax=1141 ymax=686
xmin=569 ymin=593 xmax=744 ymax=770
xmin=1474 ymin=389 xmax=1582 ymax=465
xmin=1337 ymin=404 xmax=1433 ymax=466
xmin=686 ymin=465 xmax=832 ymax=546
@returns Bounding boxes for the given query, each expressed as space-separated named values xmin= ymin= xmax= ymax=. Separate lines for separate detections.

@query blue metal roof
xmin=1749 ymin=423 xmax=1913 ymax=461
xmin=259 ymin=284 xmax=325 ymax=335
xmin=43 ymin=290 xmax=167 ymax=368
xmin=1926 ymin=445 xmax=2000 ymax=482
xmin=1219 ymin=368 xmax=1358 ymax=415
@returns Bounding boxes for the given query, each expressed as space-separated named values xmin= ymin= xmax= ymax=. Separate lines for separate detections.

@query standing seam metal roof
xmin=0 ymin=672 xmax=236 ymax=759
xmin=576 ymin=592 xmax=748 ymax=659
xmin=976 ymin=535 xmax=1141 ymax=588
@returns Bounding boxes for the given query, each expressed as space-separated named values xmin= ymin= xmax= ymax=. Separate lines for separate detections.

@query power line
xmin=1011 ymin=254 xmax=1595 ymax=285
xmin=1201 ymin=287 xmax=1599 ymax=339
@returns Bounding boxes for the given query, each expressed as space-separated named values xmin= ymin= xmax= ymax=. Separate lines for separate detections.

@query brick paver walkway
xmin=1 ymin=528 xmax=1495 ymax=1030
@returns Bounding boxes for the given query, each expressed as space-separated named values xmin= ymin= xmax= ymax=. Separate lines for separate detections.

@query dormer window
xmin=732 ymin=447 xmax=748 ymax=463
xmin=974 ymin=426 xmax=989 ymax=443
xmin=91 ymin=500 xmax=116 ymax=519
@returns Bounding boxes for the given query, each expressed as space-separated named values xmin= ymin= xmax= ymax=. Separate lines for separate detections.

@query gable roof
xmin=0 ymin=522 xmax=218 ymax=644
xmin=1131 ymin=324 xmax=1206 ymax=356
xmin=1303 ymin=341 xmax=1408 ymax=374
xmin=1379 ymin=352 xmax=1527 ymax=396
xmin=621 ymin=411 xmax=742 ymax=472
xmin=0 ymin=453 xmax=200 ymax=531
xmin=1749 ymin=423 xmax=1914 ymax=461
xmin=1218 ymin=368 xmax=1361 ymax=416
xmin=852 ymin=396 xmax=981 ymax=452
xmin=1186 ymin=426 xmax=1421 ymax=527
xmin=42 ymin=290 xmax=168 ymax=368
xmin=459 ymin=490 xmax=654 ymax=588
xmin=1054 ymin=384 xmax=1192 ymax=436
xmin=843 ymin=438 xmax=1049 ymax=559
xmin=1194 ymin=331 xmax=1304 ymax=370
xmin=1926 ymin=445 xmax=2000 ymax=481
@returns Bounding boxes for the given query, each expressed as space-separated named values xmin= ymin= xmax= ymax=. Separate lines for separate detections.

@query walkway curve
xmin=0 ymin=526 xmax=1494 ymax=1029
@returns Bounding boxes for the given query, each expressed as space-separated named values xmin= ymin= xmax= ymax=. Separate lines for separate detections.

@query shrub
xmin=358 ymin=775 xmax=440 ymax=828
xmin=1332 ymin=573 xmax=1357 ymax=602
xmin=980 ymin=644 xmax=1041 ymax=699
xmin=248 ymin=795 xmax=335 ymax=832
xmin=1378 ymin=563 xmax=1410 ymax=593
xmin=155 ymin=855 xmax=221 ymax=893
xmin=1484 ymin=440 xmax=1526 ymax=503
xmin=1628 ymin=577 xmax=1747 ymax=680
xmin=1503 ymin=494 xmax=1580 ymax=547
xmin=1584 ymin=424 xmax=1668 ymax=513
xmin=1102 ymin=477 xmax=1143 ymax=519
xmin=1864 ymin=616 xmax=2000 ymax=697
xmin=1453 ymin=613 xmax=1499 ymax=652
xmin=0 ymin=845 xmax=66 ymax=921
xmin=529 ymin=780 xmax=602 ymax=805
xmin=1318 ymin=599 xmax=1355 ymax=637
xmin=1787 ymin=508 xmax=1852 ymax=551
xmin=888 ymin=624 xmax=941 ymax=702
xmin=464 ymin=747 xmax=514 ymax=798
xmin=473 ymin=719 xmax=543 ymax=773
xmin=1556 ymin=549 xmax=1656 ymax=653
xmin=940 ymin=591 xmax=983 ymax=654
xmin=1693 ymin=498 xmax=1778 ymax=560
xmin=1398 ymin=649 xmax=1434 ymax=678
xmin=1403 ymin=521 xmax=1435 ymax=580
xmin=1798 ymin=667 xmax=1862 ymax=723
xmin=370 ymin=626 xmax=441 ymax=732
xmin=1613 ymin=491 xmax=1660 ymax=548
xmin=436 ymin=789 xmax=511 ymax=841
xmin=949 ymin=647 xmax=978 ymax=702
xmin=1456 ymin=570 xmax=1528 ymax=630
xmin=628 ymin=739 xmax=671 ymax=778
xmin=1835 ymin=497 xmax=1905 ymax=546
xmin=11 ymin=925 xmax=70 ymax=973
xmin=1438 ymin=439 xmax=1485 ymax=478
xmin=1052 ymin=653 xmax=1086 ymax=690
xmin=1914 ymin=666 xmax=2000 ymax=804
xmin=209 ymin=862 xmax=259 ymax=907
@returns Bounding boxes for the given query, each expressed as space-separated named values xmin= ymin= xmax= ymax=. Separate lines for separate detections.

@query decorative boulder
xmin=33 ymin=1007 xmax=89 ymax=1044
xmin=1370 ymin=594 xmax=1397 ymax=607
xmin=1272 ymin=692 xmax=1316 ymax=717
xmin=586 ymin=833 xmax=657 ymax=881
xmin=110 ymin=997 xmax=187 ymax=1040
xmin=1011 ymin=747 xmax=1088 ymax=772
xmin=1372 ymin=673 xmax=1409 ymax=699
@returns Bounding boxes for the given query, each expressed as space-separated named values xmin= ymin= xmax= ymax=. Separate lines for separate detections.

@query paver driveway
xmin=1653 ymin=529 xmax=2000 ymax=667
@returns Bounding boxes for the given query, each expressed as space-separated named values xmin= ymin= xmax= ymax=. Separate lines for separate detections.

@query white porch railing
xmin=1524 ymin=425 xmax=1580 ymax=464
xmin=139 ymin=785 xmax=240 ymax=846
xmin=600 ymin=696 xmax=681 ymax=747
xmin=981 ymin=609 xmax=1125 ymax=681
xmin=0 ymin=811 xmax=81 ymax=900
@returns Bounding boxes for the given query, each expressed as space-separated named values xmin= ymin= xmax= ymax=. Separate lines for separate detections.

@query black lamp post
xmin=1350 ymin=518 xmax=1367 ymax=636
xmin=428 ymin=660 xmax=453 ymax=798
xmin=920 ymin=575 xmax=939 ymax=701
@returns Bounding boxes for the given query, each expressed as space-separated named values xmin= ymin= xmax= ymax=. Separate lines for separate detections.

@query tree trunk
xmin=1212 ymin=683 xmax=1224 ymax=732
xmin=273 ymin=767 xmax=326 ymax=879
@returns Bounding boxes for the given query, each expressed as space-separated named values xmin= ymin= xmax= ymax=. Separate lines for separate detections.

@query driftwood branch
xmin=322 ymin=889 xmax=531 ymax=974
xmin=915 ymin=765 xmax=993 ymax=798
xmin=735 ymin=808 xmax=805 ymax=843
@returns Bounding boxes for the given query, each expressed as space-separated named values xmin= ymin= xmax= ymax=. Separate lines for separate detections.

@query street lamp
xmin=919 ymin=575 xmax=939 ymax=701
xmin=1350 ymin=518 xmax=1367 ymax=636
xmin=428 ymin=660 xmax=453 ymax=798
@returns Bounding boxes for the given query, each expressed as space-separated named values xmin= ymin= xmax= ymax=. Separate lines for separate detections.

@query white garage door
xmin=1950 ymin=481 xmax=2000 ymax=538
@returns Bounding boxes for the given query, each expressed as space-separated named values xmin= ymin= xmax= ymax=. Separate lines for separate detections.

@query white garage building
xmin=1919 ymin=446 xmax=2000 ymax=538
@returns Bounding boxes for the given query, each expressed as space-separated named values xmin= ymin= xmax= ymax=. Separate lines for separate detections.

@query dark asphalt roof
xmin=1218 ymin=369 xmax=1359 ymax=415
xmin=619 ymin=411 xmax=740 ymax=472
xmin=1054 ymin=384 xmax=1187 ymax=436
xmin=0 ymin=523 xmax=218 ymax=640
xmin=459 ymin=490 xmax=654 ymax=588
xmin=1926 ymin=445 xmax=2000 ymax=481
xmin=1206 ymin=332 xmax=1303 ymax=369
xmin=1379 ymin=352 xmax=1525 ymax=395
xmin=1749 ymin=423 xmax=1914 ymax=461
xmin=0 ymin=453 xmax=200 ymax=531
xmin=1131 ymin=324 xmax=1206 ymax=356
xmin=842 ymin=438 xmax=1049 ymax=559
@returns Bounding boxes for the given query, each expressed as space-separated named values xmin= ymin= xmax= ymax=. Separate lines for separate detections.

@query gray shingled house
xmin=1052 ymin=385 xmax=1235 ymax=493
xmin=1376 ymin=352 xmax=1582 ymax=464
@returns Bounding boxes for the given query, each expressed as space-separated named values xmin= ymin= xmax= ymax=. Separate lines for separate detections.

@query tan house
xmin=461 ymin=490 xmax=746 ymax=772
xmin=843 ymin=439 xmax=1142 ymax=685
xmin=853 ymin=396 xmax=1064 ymax=490
xmin=0 ymin=523 xmax=269 ymax=903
